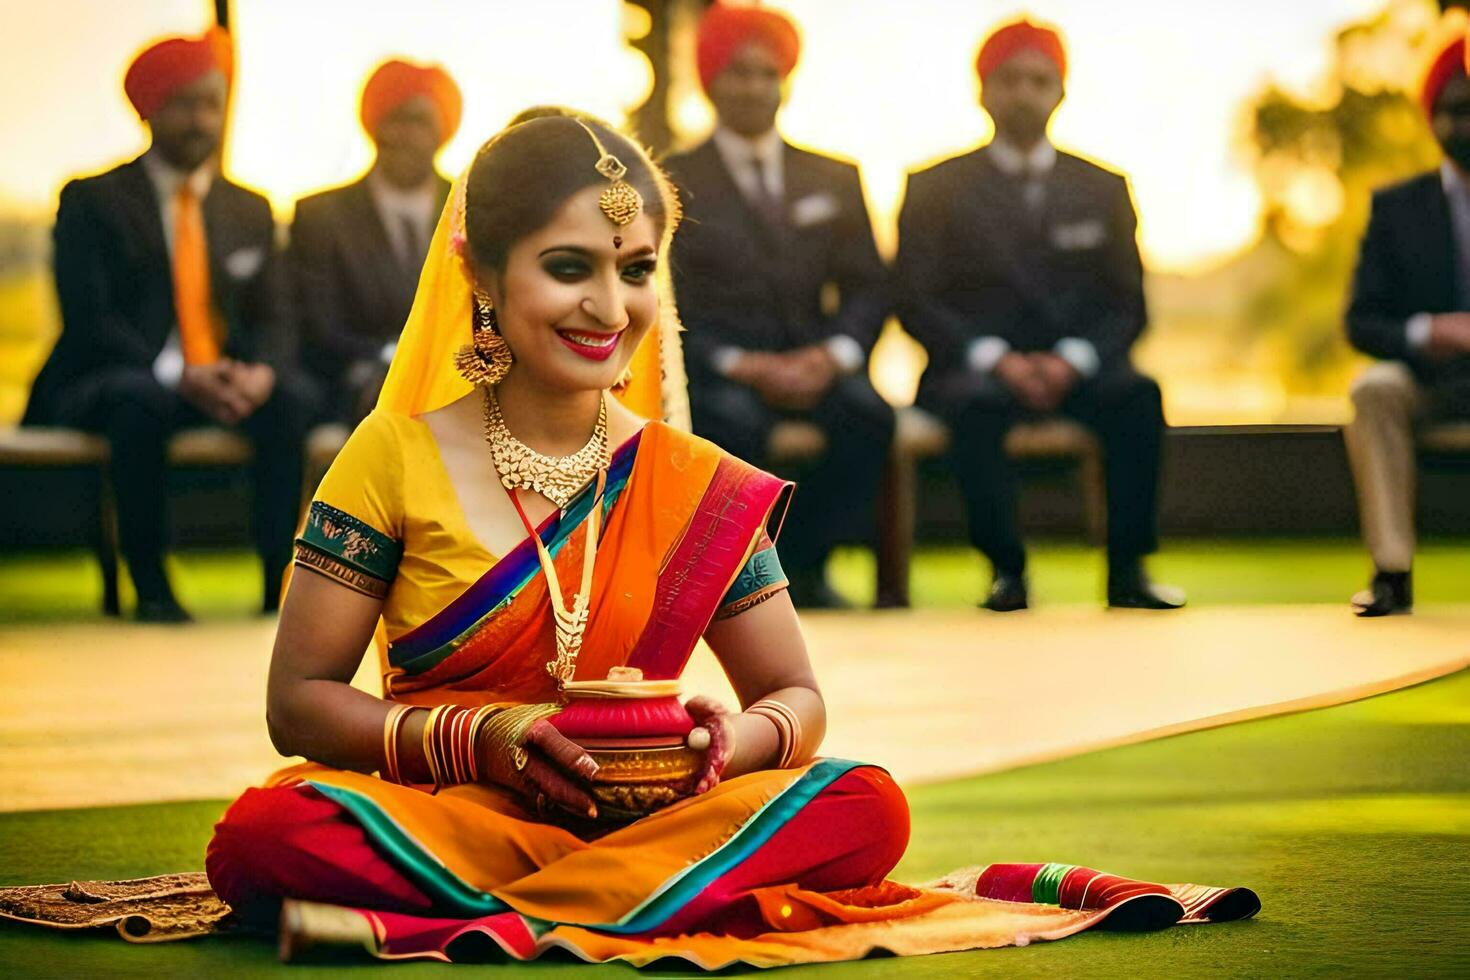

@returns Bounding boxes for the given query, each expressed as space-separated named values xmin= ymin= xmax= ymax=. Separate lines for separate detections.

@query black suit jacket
xmin=663 ymin=138 xmax=888 ymax=377
xmin=24 ymin=155 xmax=287 ymax=422
xmin=288 ymin=174 xmax=451 ymax=383
xmin=896 ymin=145 xmax=1146 ymax=395
xmin=1347 ymin=170 xmax=1468 ymax=384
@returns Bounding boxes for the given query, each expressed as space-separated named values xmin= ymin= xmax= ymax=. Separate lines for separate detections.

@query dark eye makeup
xmin=538 ymin=249 xmax=657 ymax=284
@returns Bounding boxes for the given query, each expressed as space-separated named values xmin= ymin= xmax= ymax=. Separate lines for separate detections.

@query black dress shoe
xmin=134 ymin=596 xmax=193 ymax=623
xmin=1351 ymin=570 xmax=1412 ymax=617
xmin=981 ymin=572 xmax=1029 ymax=612
xmin=1107 ymin=566 xmax=1186 ymax=610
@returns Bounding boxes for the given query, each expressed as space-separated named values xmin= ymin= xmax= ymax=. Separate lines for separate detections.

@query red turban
xmin=1422 ymin=37 xmax=1467 ymax=117
xmin=360 ymin=59 xmax=463 ymax=144
xmin=976 ymin=18 xmax=1067 ymax=85
xmin=696 ymin=3 xmax=801 ymax=91
xmin=123 ymin=27 xmax=232 ymax=120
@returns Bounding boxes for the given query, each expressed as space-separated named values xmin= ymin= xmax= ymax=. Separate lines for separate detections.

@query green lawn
xmin=1 ymin=537 xmax=1467 ymax=622
xmin=1 ymin=667 xmax=1466 ymax=977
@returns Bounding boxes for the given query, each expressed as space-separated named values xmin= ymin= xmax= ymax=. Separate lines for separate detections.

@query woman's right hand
xmin=479 ymin=712 xmax=601 ymax=820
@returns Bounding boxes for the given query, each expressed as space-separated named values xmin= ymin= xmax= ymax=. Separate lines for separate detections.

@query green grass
xmin=2 ymin=538 xmax=1467 ymax=623
xmin=828 ymin=537 xmax=1470 ymax=608
xmin=1 ymin=668 xmax=1466 ymax=977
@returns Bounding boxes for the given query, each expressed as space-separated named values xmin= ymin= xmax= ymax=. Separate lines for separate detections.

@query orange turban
xmin=1422 ymin=37 xmax=1466 ymax=117
xmin=360 ymin=59 xmax=462 ymax=144
xmin=696 ymin=3 xmax=801 ymax=91
xmin=976 ymin=18 xmax=1067 ymax=85
xmin=123 ymin=27 xmax=232 ymax=119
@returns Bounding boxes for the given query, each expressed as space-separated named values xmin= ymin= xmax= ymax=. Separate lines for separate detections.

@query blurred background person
xmin=896 ymin=17 xmax=1183 ymax=613
xmin=664 ymin=2 xmax=893 ymax=609
xmin=1343 ymin=37 xmax=1470 ymax=617
xmin=21 ymin=28 xmax=310 ymax=622
xmin=290 ymin=59 xmax=460 ymax=424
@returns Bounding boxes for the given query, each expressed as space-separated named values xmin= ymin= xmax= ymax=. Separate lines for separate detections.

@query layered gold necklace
xmin=484 ymin=385 xmax=610 ymax=689
xmin=480 ymin=386 xmax=609 ymax=509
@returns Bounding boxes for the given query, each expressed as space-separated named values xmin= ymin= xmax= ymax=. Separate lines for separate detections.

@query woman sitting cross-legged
xmin=204 ymin=113 xmax=1258 ymax=967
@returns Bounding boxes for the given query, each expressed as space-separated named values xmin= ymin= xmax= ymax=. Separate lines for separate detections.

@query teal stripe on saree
xmin=303 ymin=758 xmax=864 ymax=928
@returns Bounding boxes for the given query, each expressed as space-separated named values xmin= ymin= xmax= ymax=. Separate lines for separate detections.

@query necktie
xmin=172 ymin=184 xmax=220 ymax=365
xmin=398 ymin=213 xmax=425 ymax=273
xmin=747 ymin=154 xmax=785 ymax=227
xmin=1022 ymin=164 xmax=1047 ymax=212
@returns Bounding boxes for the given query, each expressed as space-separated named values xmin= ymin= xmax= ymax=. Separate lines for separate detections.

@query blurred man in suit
xmin=664 ymin=2 xmax=893 ymax=608
xmin=896 ymin=18 xmax=1182 ymax=612
xmin=1343 ymin=37 xmax=1470 ymax=616
xmin=290 ymin=59 xmax=459 ymax=423
xmin=23 ymin=29 xmax=311 ymax=621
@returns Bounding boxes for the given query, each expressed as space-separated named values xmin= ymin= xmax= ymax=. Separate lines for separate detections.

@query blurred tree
xmin=1241 ymin=0 xmax=1445 ymax=396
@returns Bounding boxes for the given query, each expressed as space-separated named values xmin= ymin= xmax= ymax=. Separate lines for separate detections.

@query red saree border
xmin=626 ymin=456 xmax=792 ymax=680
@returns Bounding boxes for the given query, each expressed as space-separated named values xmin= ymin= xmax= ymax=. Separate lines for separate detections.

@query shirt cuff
xmin=711 ymin=346 xmax=746 ymax=378
xmin=1053 ymin=337 xmax=1100 ymax=378
xmin=152 ymin=334 xmax=184 ymax=388
xmin=824 ymin=335 xmax=865 ymax=374
xmin=967 ymin=336 xmax=1011 ymax=373
xmin=1405 ymin=313 xmax=1433 ymax=351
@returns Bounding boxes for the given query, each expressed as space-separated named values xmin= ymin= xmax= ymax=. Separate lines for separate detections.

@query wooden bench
xmin=0 ymin=424 xmax=350 ymax=615
xmin=1417 ymin=420 xmax=1470 ymax=455
xmin=767 ymin=407 xmax=1104 ymax=608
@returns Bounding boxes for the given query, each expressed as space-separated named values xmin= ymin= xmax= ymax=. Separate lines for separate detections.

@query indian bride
xmin=196 ymin=114 xmax=1258 ymax=966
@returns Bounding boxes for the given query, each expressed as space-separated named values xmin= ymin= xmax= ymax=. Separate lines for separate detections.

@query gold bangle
xmin=381 ymin=703 xmax=416 ymax=785
xmin=421 ymin=704 xmax=449 ymax=790
xmin=466 ymin=705 xmax=504 ymax=782
xmin=749 ymin=698 xmax=804 ymax=769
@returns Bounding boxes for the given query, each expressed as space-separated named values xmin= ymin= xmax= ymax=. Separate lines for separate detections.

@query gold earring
xmin=612 ymin=363 xmax=634 ymax=390
xmin=455 ymin=291 xmax=513 ymax=386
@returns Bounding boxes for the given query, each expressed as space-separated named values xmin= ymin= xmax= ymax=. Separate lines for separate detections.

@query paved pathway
xmin=1 ymin=605 xmax=1465 ymax=811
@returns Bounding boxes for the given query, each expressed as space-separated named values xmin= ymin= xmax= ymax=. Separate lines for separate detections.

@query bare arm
xmin=702 ymin=591 xmax=826 ymax=777
xmin=265 ymin=566 xmax=435 ymax=783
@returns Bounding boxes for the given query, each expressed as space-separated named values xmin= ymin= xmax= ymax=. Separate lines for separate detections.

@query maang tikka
xmin=454 ymin=289 xmax=513 ymax=386
xmin=574 ymin=120 xmax=643 ymax=228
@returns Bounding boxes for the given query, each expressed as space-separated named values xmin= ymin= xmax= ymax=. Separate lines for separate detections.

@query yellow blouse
xmin=298 ymin=409 xmax=496 ymax=642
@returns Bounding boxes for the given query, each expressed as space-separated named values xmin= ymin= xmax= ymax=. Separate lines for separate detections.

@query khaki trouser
xmin=1343 ymin=361 xmax=1427 ymax=572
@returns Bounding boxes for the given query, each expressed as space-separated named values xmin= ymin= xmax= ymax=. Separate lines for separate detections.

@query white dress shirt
xmin=707 ymin=127 xmax=866 ymax=378
xmin=142 ymin=150 xmax=215 ymax=387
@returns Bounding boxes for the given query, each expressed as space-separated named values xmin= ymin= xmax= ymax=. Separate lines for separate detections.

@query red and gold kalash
xmin=550 ymin=667 xmax=706 ymax=822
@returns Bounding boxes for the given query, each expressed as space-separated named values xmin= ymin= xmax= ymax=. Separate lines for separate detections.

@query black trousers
xmin=43 ymin=367 xmax=314 ymax=600
xmin=689 ymin=373 xmax=895 ymax=580
xmin=922 ymin=367 xmax=1165 ymax=576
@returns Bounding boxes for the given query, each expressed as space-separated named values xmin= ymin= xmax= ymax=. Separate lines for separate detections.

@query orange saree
xmin=202 ymin=419 xmax=1258 ymax=967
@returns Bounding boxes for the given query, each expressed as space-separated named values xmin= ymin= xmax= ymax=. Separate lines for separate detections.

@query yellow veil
xmin=375 ymin=133 xmax=691 ymax=428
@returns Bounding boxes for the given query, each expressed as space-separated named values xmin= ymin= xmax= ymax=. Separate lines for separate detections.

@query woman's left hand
xmin=684 ymin=695 xmax=735 ymax=795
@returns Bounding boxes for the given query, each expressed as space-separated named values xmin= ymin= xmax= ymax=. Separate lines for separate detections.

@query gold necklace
xmin=508 ymin=470 xmax=605 ymax=689
xmin=481 ymin=386 xmax=609 ymax=509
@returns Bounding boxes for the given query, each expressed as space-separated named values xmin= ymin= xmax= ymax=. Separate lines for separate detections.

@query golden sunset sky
xmin=0 ymin=0 xmax=1448 ymax=272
